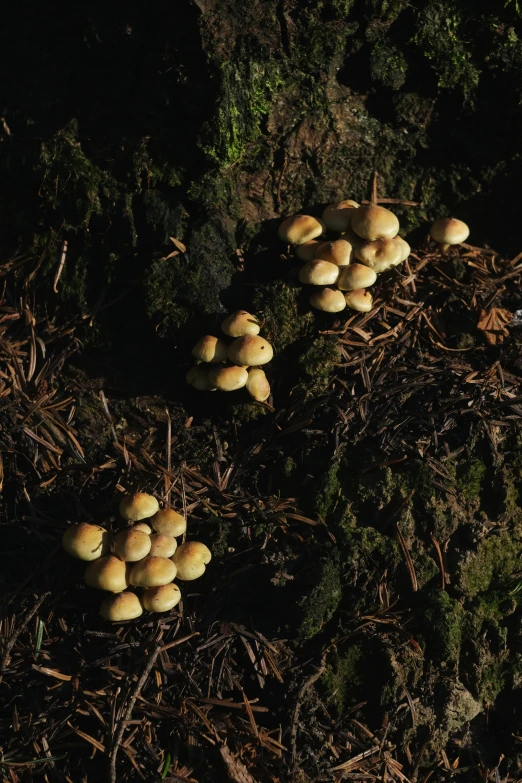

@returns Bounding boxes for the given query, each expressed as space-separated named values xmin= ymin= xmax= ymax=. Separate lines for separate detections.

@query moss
xmin=315 ymin=460 xmax=342 ymax=522
xmin=458 ymin=532 xmax=521 ymax=598
xmin=370 ymin=42 xmax=408 ymax=89
xmin=298 ymin=555 xmax=342 ymax=640
xmin=298 ymin=335 xmax=341 ymax=396
xmin=420 ymin=590 xmax=464 ymax=665
xmin=458 ymin=457 xmax=487 ymax=502
xmin=322 ymin=644 xmax=364 ymax=716
xmin=254 ymin=281 xmax=314 ymax=351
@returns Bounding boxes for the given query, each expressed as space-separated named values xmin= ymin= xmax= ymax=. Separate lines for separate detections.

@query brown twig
xmin=0 ymin=592 xmax=50 ymax=681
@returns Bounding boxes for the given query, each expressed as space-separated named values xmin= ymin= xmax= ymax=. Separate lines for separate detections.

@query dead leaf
xmin=477 ymin=308 xmax=512 ymax=344
xmin=169 ymin=237 xmax=187 ymax=253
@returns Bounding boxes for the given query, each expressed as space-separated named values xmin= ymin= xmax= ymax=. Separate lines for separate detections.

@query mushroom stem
xmin=438 ymin=242 xmax=451 ymax=254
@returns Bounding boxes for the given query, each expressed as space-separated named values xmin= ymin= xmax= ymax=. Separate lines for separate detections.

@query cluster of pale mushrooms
xmin=61 ymin=492 xmax=211 ymax=622
xmin=278 ymin=201 xmax=470 ymax=313
xmin=185 ymin=311 xmax=273 ymax=401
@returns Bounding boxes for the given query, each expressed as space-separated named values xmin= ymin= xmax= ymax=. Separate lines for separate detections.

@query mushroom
xmin=119 ymin=492 xmax=159 ymax=522
xmin=129 ymin=556 xmax=177 ymax=587
xmin=337 ymin=264 xmax=377 ymax=291
xmin=149 ymin=533 xmax=177 ymax=558
xmin=345 ymin=289 xmax=373 ymax=312
xmin=246 ymin=368 xmax=270 ymax=402
xmin=221 ymin=311 xmax=260 ymax=337
xmin=355 ymin=238 xmax=404 ymax=273
xmin=100 ymin=592 xmax=143 ymax=622
xmin=62 ymin=523 xmax=109 ymax=561
xmin=171 ymin=541 xmax=212 ymax=581
xmin=85 ymin=555 xmax=129 ymax=592
xmin=295 ymin=240 xmax=320 ymax=262
xmin=322 ymin=199 xmax=360 ymax=232
xmin=186 ymin=365 xmax=217 ymax=391
xmin=351 ymin=205 xmax=399 ymax=241
xmin=133 ymin=522 xmax=152 ymax=534
xmin=150 ymin=508 xmax=187 ymax=538
xmin=309 ymin=287 xmax=346 ymax=312
xmin=208 ymin=365 xmax=249 ymax=391
xmin=395 ymin=236 xmax=411 ymax=263
xmin=278 ymin=215 xmax=325 ymax=245
xmin=313 ymin=237 xmax=356 ymax=266
xmin=430 ymin=217 xmax=470 ymax=252
xmin=298 ymin=259 xmax=340 ymax=286
xmin=142 ymin=583 xmax=181 ymax=612
xmin=113 ymin=529 xmax=152 ymax=562
xmin=191 ymin=335 xmax=228 ymax=363
xmin=227 ymin=335 xmax=273 ymax=366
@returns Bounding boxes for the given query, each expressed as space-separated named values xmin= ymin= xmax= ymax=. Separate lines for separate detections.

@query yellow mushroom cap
xmin=246 ymin=368 xmax=270 ymax=402
xmin=186 ymin=365 xmax=217 ymax=391
xmin=298 ymin=259 xmax=340 ymax=286
xmin=345 ymin=289 xmax=373 ymax=312
xmin=62 ymin=523 xmax=109 ymax=561
xmin=309 ymin=287 xmax=346 ymax=313
xmin=314 ymin=238 xmax=354 ymax=267
xmin=295 ymin=240 xmax=320 ymax=261
xmin=149 ymin=533 xmax=177 ymax=558
xmin=337 ymin=263 xmax=377 ymax=291
xmin=278 ymin=215 xmax=325 ymax=245
xmin=85 ymin=555 xmax=129 ymax=592
xmin=142 ymin=583 xmax=181 ymax=612
xmin=208 ymin=365 xmax=249 ymax=391
xmin=191 ymin=335 xmax=228 ymax=363
xmin=133 ymin=522 xmax=152 ymax=534
xmin=351 ymin=205 xmax=400 ymax=241
xmin=355 ymin=238 xmax=403 ymax=273
xmin=322 ymin=199 xmax=360 ymax=232
xmin=119 ymin=492 xmax=159 ymax=521
xmin=129 ymin=556 xmax=177 ymax=587
xmin=100 ymin=592 xmax=143 ymax=621
xmin=150 ymin=508 xmax=187 ymax=537
xmin=395 ymin=235 xmax=411 ymax=263
xmin=227 ymin=335 xmax=273 ymax=366
xmin=221 ymin=310 xmax=260 ymax=337
xmin=171 ymin=541 xmax=212 ymax=581
xmin=113 ymin=529 xmax=152 ymax=562
xmin=430 ymin=217 xmax=469 ymax=245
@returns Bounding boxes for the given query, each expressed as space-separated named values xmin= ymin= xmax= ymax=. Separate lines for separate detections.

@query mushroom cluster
xmin=278 ymin=202 xmax=410 ymax=313
xmin=61 ymin=492 xmax=212 ymax=621
xmin=186 ymin=311 xmax=273 ymax=402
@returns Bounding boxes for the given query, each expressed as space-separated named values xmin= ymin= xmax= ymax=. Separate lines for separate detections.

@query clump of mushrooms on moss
xmin=61 ymin=491 xmax=211 ymax=621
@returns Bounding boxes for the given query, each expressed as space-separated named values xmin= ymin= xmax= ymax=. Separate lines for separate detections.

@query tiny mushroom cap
xmin=150 ymin=508 xmax=187 ymax=538
xmin=133 ymin=522 xmax=152 ymax=534
xmin=246 ymin=368 xmax=270 ymax=402
xmin=208 ymin=365 xmax=249 ymax=392
xmin=172 ymin=541 xmax=212 ymax=581
xmin=337 ymin=263 xmax=377 ymax=291
xmin=191 ymin=335 xmax=228 ymax=363
xmin=129 ymin=556 xmax=177 ymax=587
xmin=309 ymin=287 xmax=346 ymax=313
xmin=85 ymin=555 xmax=129 ymax=592
xmin=278 ymin=215 xmax=325 ymax=245
xmin=227 ymin=335 xmax=273 ymax=367
xmin=430 ymin=217 xmax=470 ymax=248
xmin=345 ymin=289 xmax=373 ymax=312
xmin=298 ymin=259 xmax=340 ymax=286
xmin=186 ymin=365 xmax=217 ymax=391
xmin=119 ymin=492 xmax=159 ymax=522
xmin=149 ymin=533 xmax=177 ymax=558
xmin=355 ymin=238 xmax=403 ymax=273
xmin=221 ymin=311 xmax=260 ymax=337
xmin=114 ymin=529 xmax=152 ymax=562
xmin=322 ymin=199 xmax=360 ymax=232
xmin=62 ymin=522 xmax=109 ymax=561
xmin=100 ymin=592 xmax=143 ymax=622
xmin=351 ymin=204 xmax=400 ymax=241
xmin=295 ymin=240 xmax=320 ymax=261
xmin=142 ymin=583 xmax=181 ymax=612
xmin=314 ymin=238 xmax=354 ymax=267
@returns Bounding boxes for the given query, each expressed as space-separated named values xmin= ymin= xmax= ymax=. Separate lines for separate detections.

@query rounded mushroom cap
xmin=351 ymin=205 xmax=400 ymax=241
xmin=395 ymin=235 xmax=411 ymax=263
xmin=142 ymin=583 xmax=181 ymax=612
xmin=295 ymin=240 xmax=320 ymax=262
xmin=119 ymin=492 xmax=159 ymax=522
xmin=337 ymin=264 xmax=377 ymax=291
xmin=62 ymin=522 xmax=109 ymax=561
xmin=129 ymin=556 xmax=177 ymax=587
xmin=172 ymin=541 xmax=212 ymax=581
xmin=85 ymin=556 xmax=129 ymax=592
xmin=227 ymin=335 xmax=273 ymax=367
xmin=191 ymin=335 xmax=228 ymax=363
xmin=298 ymin=259 xmax=340 ymax=286
xmin=113 ymin=529 xmax=152 ymax=562
xmin=278 ymin=215 xmax=325 ymax=245
xmin=100 ymin=592 xmax=143 ymax=621
xmin=133 ymin=522 xmax=152 ymax=534
xmin=150 ymin=508 xmax=186 ymax=538
xmin=345 ymin=289 xmax=373 ymax=312
xmin=322 ymin=199 xmax=360 ymax=232
xmin=186 ymin=365 xmax=217 ymax=391
xmin=430 ymin=217 xmax=469 ymax=245
xmin=355 ymin=238 xmax=403 ymax=273
xmin=149 ymin=533 xmax=177 ymax=558
xmin=208 ymin=365 xmax=249 ymax=391
xmin=221 ymin=311 xmax=260 ymax=337
xmin=246 ymin=368 xmax=270 ymax=402
xmin=314 ymin=238 xmax=354 ymax=266
xmin=309 ymin=287 xmax=346 ymax=313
